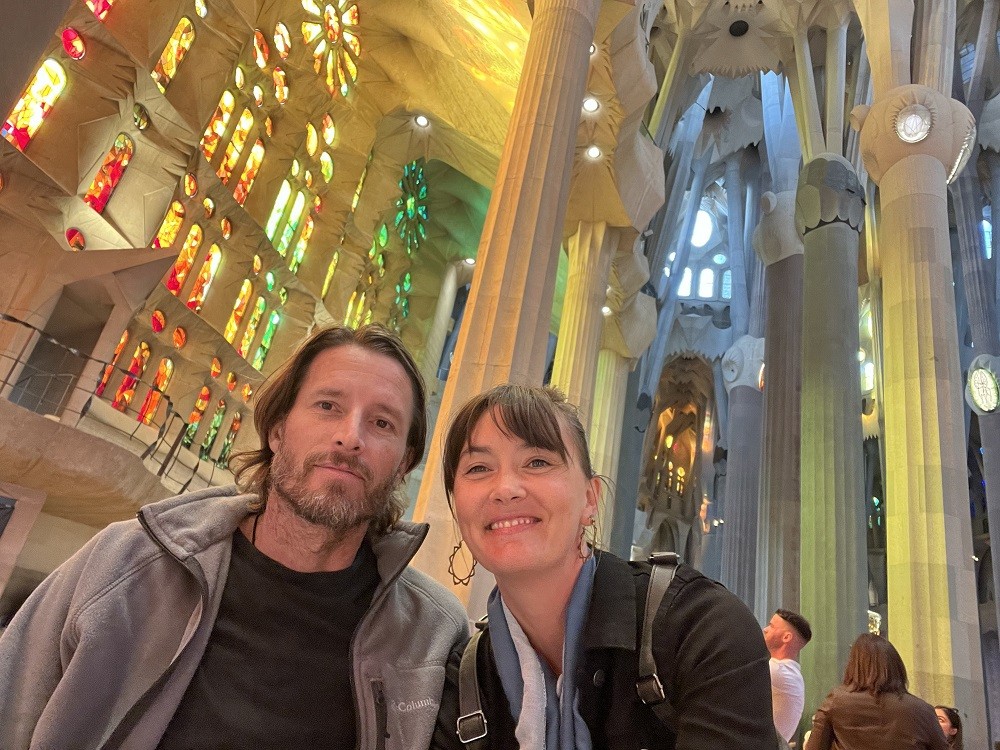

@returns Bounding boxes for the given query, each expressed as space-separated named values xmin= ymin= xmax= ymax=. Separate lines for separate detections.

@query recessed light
xmin=414 ymin=114 xmax=429 ymax=128
xmin=586 ymin=145 xmax=602 ymax=159
xmin=583 ymin=97 xmax=600 ymax=113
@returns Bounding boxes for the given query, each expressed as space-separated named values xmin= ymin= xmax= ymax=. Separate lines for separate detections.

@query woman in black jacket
xmin=431 ymin=384 xmax=777 ymax=750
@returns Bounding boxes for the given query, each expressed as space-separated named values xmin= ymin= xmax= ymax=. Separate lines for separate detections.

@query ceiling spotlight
xmin=586 ymin=145 xmax=602 ymax=159
xmin=463 ymin=257 xmax=476 ymax=266
xmin=583 ymin=97 xmax=600 ymax=113
xmin=414 ymin=114 xmax=430 ymax=128
xmin=589 ymin=43 xmax=596 ymax=55
xmin=601 ymin=305 xmax=612 ymax=317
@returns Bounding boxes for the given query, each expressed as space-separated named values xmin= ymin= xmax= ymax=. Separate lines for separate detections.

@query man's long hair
xmin=232 ymin=324 xmax=427 ymax=535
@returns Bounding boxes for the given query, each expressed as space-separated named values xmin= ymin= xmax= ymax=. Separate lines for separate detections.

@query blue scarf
xmin=486 ymin=555 xmax=597 ymax=750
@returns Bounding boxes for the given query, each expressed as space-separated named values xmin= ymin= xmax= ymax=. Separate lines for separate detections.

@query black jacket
xmin=431 ymin=551 xmax=778 ymax=749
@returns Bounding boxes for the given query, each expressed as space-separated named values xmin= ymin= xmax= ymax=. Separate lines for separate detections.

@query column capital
xmin=795 ymin=153 xmax=865 ymax=236
xmin=851 ymin=84 xmax=975 ymax=186
xmin=966 ymin=354 xmax=1000 ymax=416
xmin=721 ymin=334 xmax=764 ymax=393
xmin=752 ymin=190 xmax=802 ymax=266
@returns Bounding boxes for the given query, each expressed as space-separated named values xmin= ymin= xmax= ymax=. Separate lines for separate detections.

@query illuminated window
xmin=265 ymin=180 xmax=292 ymax=240
xmin=306 ymin=123 xmax=318 ymax=156
xmin=395 ymin=159 xmax=428 ymax=255
xmin=691 ymin=209 xmax=713 ymax=248
xmin=253 ymin=30 xmax=269 ymax=69
xmin=216 ymin=411 xmax=243 ymax=468
xmin=2 ymin=59 xmax=67 ymax=152
xmin=320 ymin=152 xmax=333 ymax=182
xmin=224 ymin=280 xmax=254 ymax=343
xmin=181 ymin=385 xmax=211 ymax=447
xmin=84 ymin=133 xmax=134 ymax=214
xmin=273 ymin=68 xmax=288 ymax=104
xmin=201 ymin=90 xmax=236 ymax=161
xmin=697 ymin=268 xmax=715 ymax=299
xmin=274 ymin=23 xmax=292 ymax=58
xmin=112 ymin=342 xmax=150 ymax=411
xmin=199 ymin=399 xmax=227 ymax=459
xmin=166 ymin=225 xmax=203 ymax=294
xmin=137 ymin=358 xmax=174 ymax=425
xmin=275 ymin=191 xmax=307 ymax=256
xmin=152 ymin=201 xmax=186 ymax=249
xmin=217 ymin=108 xmax=254 ymax=184
xmin=322 ymin=251 xmax=340 ymax=297
xmin=252 ymin=311 xmax=280 ymax=370
xmin=86 ymin=0 xmax=116 ymax=21
xmin=233 ymin=139 xmax=265 ymax=205
xmin=95 ymin=330 xmax=129 ymax=397
xmin=289 ymin=216 xmax=313 ymax=274
xmin=321 ymin=114 xmax=336 ymax=144
xmin=678 ymin=267 xmax=693 ymax=298
xmin=302 ymin=0 xmax=361 ymax=97
xmin=238 ymin=297 xmax=267 ymax=356
xmin=861 ymin=362 xmax=875 ymax=392
xmin=186 ymin=244 xmax=221 ymax=312
xmin=151 ymin=17 xmax=196 ymax=93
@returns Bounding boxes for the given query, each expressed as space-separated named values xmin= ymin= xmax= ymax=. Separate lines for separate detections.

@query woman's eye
xmin=318 ymin=401 xmax=333 ymax=411
xmin=464 ymin=464 xmax=488 ymax=474
xmin=374 ymin=418 xmax=392 ymax=430
xmin=528 ymin=458 xmax=551 ymax=468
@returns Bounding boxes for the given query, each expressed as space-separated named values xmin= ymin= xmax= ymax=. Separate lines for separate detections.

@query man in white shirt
xmin=763 ymin=608 xmax=812 ymax=745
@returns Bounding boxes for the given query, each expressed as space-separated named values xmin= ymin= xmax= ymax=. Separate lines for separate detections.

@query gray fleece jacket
xmin=0 ymin=485 xmax=469 ymax=750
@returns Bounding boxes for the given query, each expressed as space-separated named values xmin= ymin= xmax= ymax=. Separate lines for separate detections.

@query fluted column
xmin=411 ymin=0 xmax=601 ymax=610
xmin=726 ymin=155 xmax=750 ymax=336
xmin=796 ymin=154 xmax=869 ymax=723
xmin=551 ymin=221 xmax=619 ymax=428
xmin=591 ymin=348 xmax=629 ymax=545
xmin=754 ymin=189 xmax=804 ymax=619
xmin=419 ymin=263 xmax=461 ymax=393
xmin=853 ymin=82 xmax=985 ymax=732
xmin=718 ymin=335 xmax=764 ymax=607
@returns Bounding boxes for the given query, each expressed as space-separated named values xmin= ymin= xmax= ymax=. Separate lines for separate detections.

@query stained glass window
xmin=151 ymin=310 xmax=166 ymax=332
xmin=252 ymin=311 xmax=280 ymax=370
xmin=238 ymin=297 xmax=267 ymax=356
xmin=203 ymin=198 xmax=215 ymax=218
xmin=166 ymin=225 xmax=203 ymax=294
xmin=224 ymin=280 xmax=253 ymax=343
xmin=275 ymin=192 xmax=307 ymax=256
xmin=233 ymin=139 xmax=265 ymax=206
xmin=305 ymin=123 xmax=318 ymax=156
xmin=273 ymin=68 xmax=288 ymax=104
xmin=186 ymin=244 xmax=221 ymax=312
xmin=274 ymin=23 xmax=292 ymax=58
xmin=678 ymin=267 xmax=693 ymax=298
xmin=289 ymin=216 xmax=313 ymax=274
xmin=321 ymin=114 xmax=336 ymax=144
xmin=84 ymin=133 xmax=134 ymax=214
xmin=216 ymin=411 xmax=243 ymax=468
xmin=112 ymin=342 xmax=150 ymax=411
xmin=195 ymin=0 xmax=207 ymax=17
xmin=320 ymin=152 xmax=333 ymax=182
xmin=2 ymin=59 xmax=67 ymax=152
xmin=173 ymin=327 xmax=187 ymax=348
xmin=253 ymin=30 xmax=269 ymax=69
xmin=265 ymin=180 xmax=292 ymax=240
xmin=62 ymin=29 xmax=86 ymax=60
xmin=217 ymin=108 xmax=254 ymax=184
xmin=181 ymin=385 xmax=211 ymax=447
xmin=86 ymin=0 xmax=115 ymax=21
xmin=183 ymin=172 xmax=198 ymax=196
xmin=210 ymin=357 xmax=222 ymax=378
xmin=133 ymin=104 xmax=150 ymax=130
xmin=137 ymin=357 xmax=174 ymax=424
xmin=95 ymin=330 xmax=129 ymax=397
xmin=395 ymin=160 xmax=427 ymax=254
xmin=721 ymin=269 xmax=732 ymax=300
xmin=697 ymin=268 xmax=715 ymax=299
xmin=221 ymin=217 xmax=232 ymax=239
xmin=322 ymin=251 xmax=339 ymax=297
xmin=66 ymin=228 xmax=86 ymax=251
xmin=352 ymin=162 xmax=368 ymax=209
xmin=302 ymin=0 xmax=361 ymax=97
xmin=199 ymin=399 xmax=227 ymax=459
xmin=201 ymin=90 xmax=236 ymax=161
xmin=151 ymin=17 xmax=196 ymax=93
xmin=153 ymin=201 xmax=186 ymax=249
xmin=252 ymin=85 xmax=264 ymax=107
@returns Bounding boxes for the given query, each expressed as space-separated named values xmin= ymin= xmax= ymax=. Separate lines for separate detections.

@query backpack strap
xmin=636 ymin=552 xmax=680 ymax=717
xmin=456 ymin=619 xmax=489 ymax=747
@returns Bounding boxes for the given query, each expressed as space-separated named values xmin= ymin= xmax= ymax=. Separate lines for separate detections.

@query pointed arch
xmin=186 ymin=244 xmax=222 ymax=312
xmin=237 ymin=297 xmax=267 ymax=357
xmin=84 ymin=133 xmax=134 ymax=214
xmin=153 ymin=201 xmax=186 ymax=249
xmin=201 ymin=90 xmax=236 ymax=161
xmin=224 ymin=280 xmax=254 ymax=343
xmin=152 ymin=17 xmax=196 ymax=93
xmin=137 ymin=357 xmax=174 ymax=424
xmin=217 ymin=108 xmax=254 ymax=184
xmin=112 ymin=342 xmax=150 ymax=411
xmin=233 ymin=139 xmax=265 ymax=205
xmin=2 ymin=59 xmax=67 ymax=152
xmin=166 ymin=225 xmax=204 ymax=294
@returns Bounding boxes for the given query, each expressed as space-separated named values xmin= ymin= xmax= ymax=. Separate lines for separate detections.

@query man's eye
xmin=375 ymin=418 xmax=391 ymax=430
xmin=528 ymin=458 xmax=551 ymax=468
xmin=318 ymin=401 xmax=333 ymax=410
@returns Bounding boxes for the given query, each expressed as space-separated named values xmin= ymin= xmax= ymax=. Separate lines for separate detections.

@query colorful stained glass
xmin=394 ymin=159 xmax=428 ymax=255
xmin=65 ymin=228 xmax=86 ymax=251
xmin=252 ymin=255 xmax=262 ymax=275
xmin=377 ymin=223 xmax=388 ymax=247
xmin=234 ymin=66 xmax=245 ymax=89
xmin=86 ymin=0 xmax=115 ymax=21
xmin=84 ymin=133 xmax=134 ymax=214
xmin=321 ymin=114 xmax=336 ymax=144
xmin=133 ymin=104 xmax=150 ymax=130
xmin=278 ymin=287 xmax=288 ymax=305
xmin=221 ymin=217 xmax=233 ymax=239
xmin=137 ymin=357 xmax=174 ymax=424
xmin=217 ymin=108 xmax=254 ymax=184
xmin=302 ymin=0 xmax=361 ymax=97
xmin=320 ymin=152 xmax=333 ymax=183
xmin=186 ymin=244 xmax=221 ymax=312
xmin=216 ymin=411 xmax=243 ymax=468
xmin=226 ymin=372 xmax=238 ymax=391
xmin=95 ymin=330 xmax=129 ymax=397
xmin=166 ymin=225 xmax=203 ymax=293
xmin=153 ymin=201 xmax=185 ymax=249
xmin=265 ymin=272 xmax=275 ymax=292
xmin=195 ymin=0 xmax=207 ymax=17
xmin=253 ymin=30 xmax=269 ymax=69
xmin=2 ymin=59 xmax=67 ymax=152
xmin=322 ymin=251 xmax=339 ymax=297
xmin=151 ymin=17 xmax=196 ymax=93
xmin=265 ymin=180 xmax=292 ymax=240
xmin=304 ymin=170 xmax=313 ymax=188
xmin=233 ymin=139 xmax=265 ymax=205
xmin=182 ymin=385 xmax=212 ymax=447
xmin=274 ymin=23 xmax=292 ymax=58
xmin=224 ymin=279 xmax=253 ymax=343
xmin=305 ymin=123 xmax=318 ymax=156
xmin=112 ymin=342 xmax=150 ymax=411
xmin=183 ymin=172 xmax=198 ymax=196
xmin=264 ymin=116 xmax=273 ymax=137
xmin=352 ymin=162 xmax=367 ymax=209
xmin=151 ymin=310 xmax=166 ymax=332
xmin=210 ymin=357 xmax=222 ymax=378
xmin=237 ymin=297 xmax=266 ymax=356
xmin=203 ymin=197 xmax=215 ymax=218
xmin=173 ymin=326 xmax=187 ymax=348
xmin=291 ymin=159 xmax=301 ymax=177
xmin=62 ymin=29 xmax=86 ymax=60
xmin=199 ymin=399 xmax=227 ymax=459
xmin=252 ymin=85 xmax=264 ymax=107
xmin=275 ymin=192 xmax=306 ymax=256
xmin=241 ymin=383 xmax=253 ymax=402
xmin=200 ymin=90 xmax=235 ymax=161
xmin=252 ymin=311 xmax=280 ymax=370
xmin=289 ymin=215 xmax=313 ymax=274
xmin=273 ymin=68 xmax=288 ymax=104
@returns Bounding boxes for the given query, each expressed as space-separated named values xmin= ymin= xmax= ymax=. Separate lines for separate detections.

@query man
xmin=763 ymin=608 xmax=812 ymax=745
xmin=0 ymin=324 xmax=469 ymax=749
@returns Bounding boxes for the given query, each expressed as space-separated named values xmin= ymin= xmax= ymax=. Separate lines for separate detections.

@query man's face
xmin=267 ymin=344 xmax=415 ymax=538
xmin=763 ymin=613 xmax=791 ymax=655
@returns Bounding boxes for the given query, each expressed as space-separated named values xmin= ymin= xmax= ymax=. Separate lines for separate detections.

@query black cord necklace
xmin=251 ymin=512 xmax=262 ymax=547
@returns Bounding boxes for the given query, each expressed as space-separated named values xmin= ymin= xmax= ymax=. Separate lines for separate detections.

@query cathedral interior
xmin=0 ymin=0 xmax=999 ymax=744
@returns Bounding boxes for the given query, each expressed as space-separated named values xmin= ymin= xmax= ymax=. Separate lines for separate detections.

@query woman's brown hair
xmin=842 ymin=633 xmax=909 ymax=698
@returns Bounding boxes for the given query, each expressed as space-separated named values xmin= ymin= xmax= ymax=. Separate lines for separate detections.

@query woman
xmin=934 ymin=706 xmax=963 ymax=749
xmin=431 ymin=384 xmax=776 ymax=749
xmin=804 ymin=633 xmax=947 ymax=750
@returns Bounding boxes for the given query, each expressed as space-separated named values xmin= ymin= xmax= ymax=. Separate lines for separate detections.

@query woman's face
xmin=452 ymin=410 xmax=600 ymax=583
xmin=936 ymin=708 xmax=956 ymax=739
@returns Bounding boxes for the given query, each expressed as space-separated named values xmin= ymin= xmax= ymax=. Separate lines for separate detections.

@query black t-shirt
xmin=158 ymin=530 xmax=380 ymax=750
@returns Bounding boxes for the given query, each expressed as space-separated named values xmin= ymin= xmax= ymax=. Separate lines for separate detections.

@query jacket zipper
xmin=372 ymin=679 xmax=388 ymax=750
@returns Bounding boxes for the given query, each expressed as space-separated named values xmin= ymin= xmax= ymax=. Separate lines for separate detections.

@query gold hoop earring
xmin=448 ymin=538 xmax=477 ymax=586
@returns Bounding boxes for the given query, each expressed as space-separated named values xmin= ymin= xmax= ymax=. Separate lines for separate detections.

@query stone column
xmin=551 ymin=222 xmax=619 ymax=428
xmin=411 ymin=0 xmax=601 ymax=610
xmin=726 ymin=155 xmax=750 ymax=336
xmin=718 ymin=334 xmax=764 ymax=607
xmin=853 ymin=85 xmax=985 ymax=730
xmin=753 ymin=190 xmax=805 ymax=619
xmin=419 ymin=263 xmax=460 ymax=391
xmin=796 ymin=154 xmax=869 ymax=721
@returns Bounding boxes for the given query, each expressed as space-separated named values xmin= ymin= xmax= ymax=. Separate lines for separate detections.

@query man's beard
xmin=269 ymin=448 xmax=400 ymax=539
